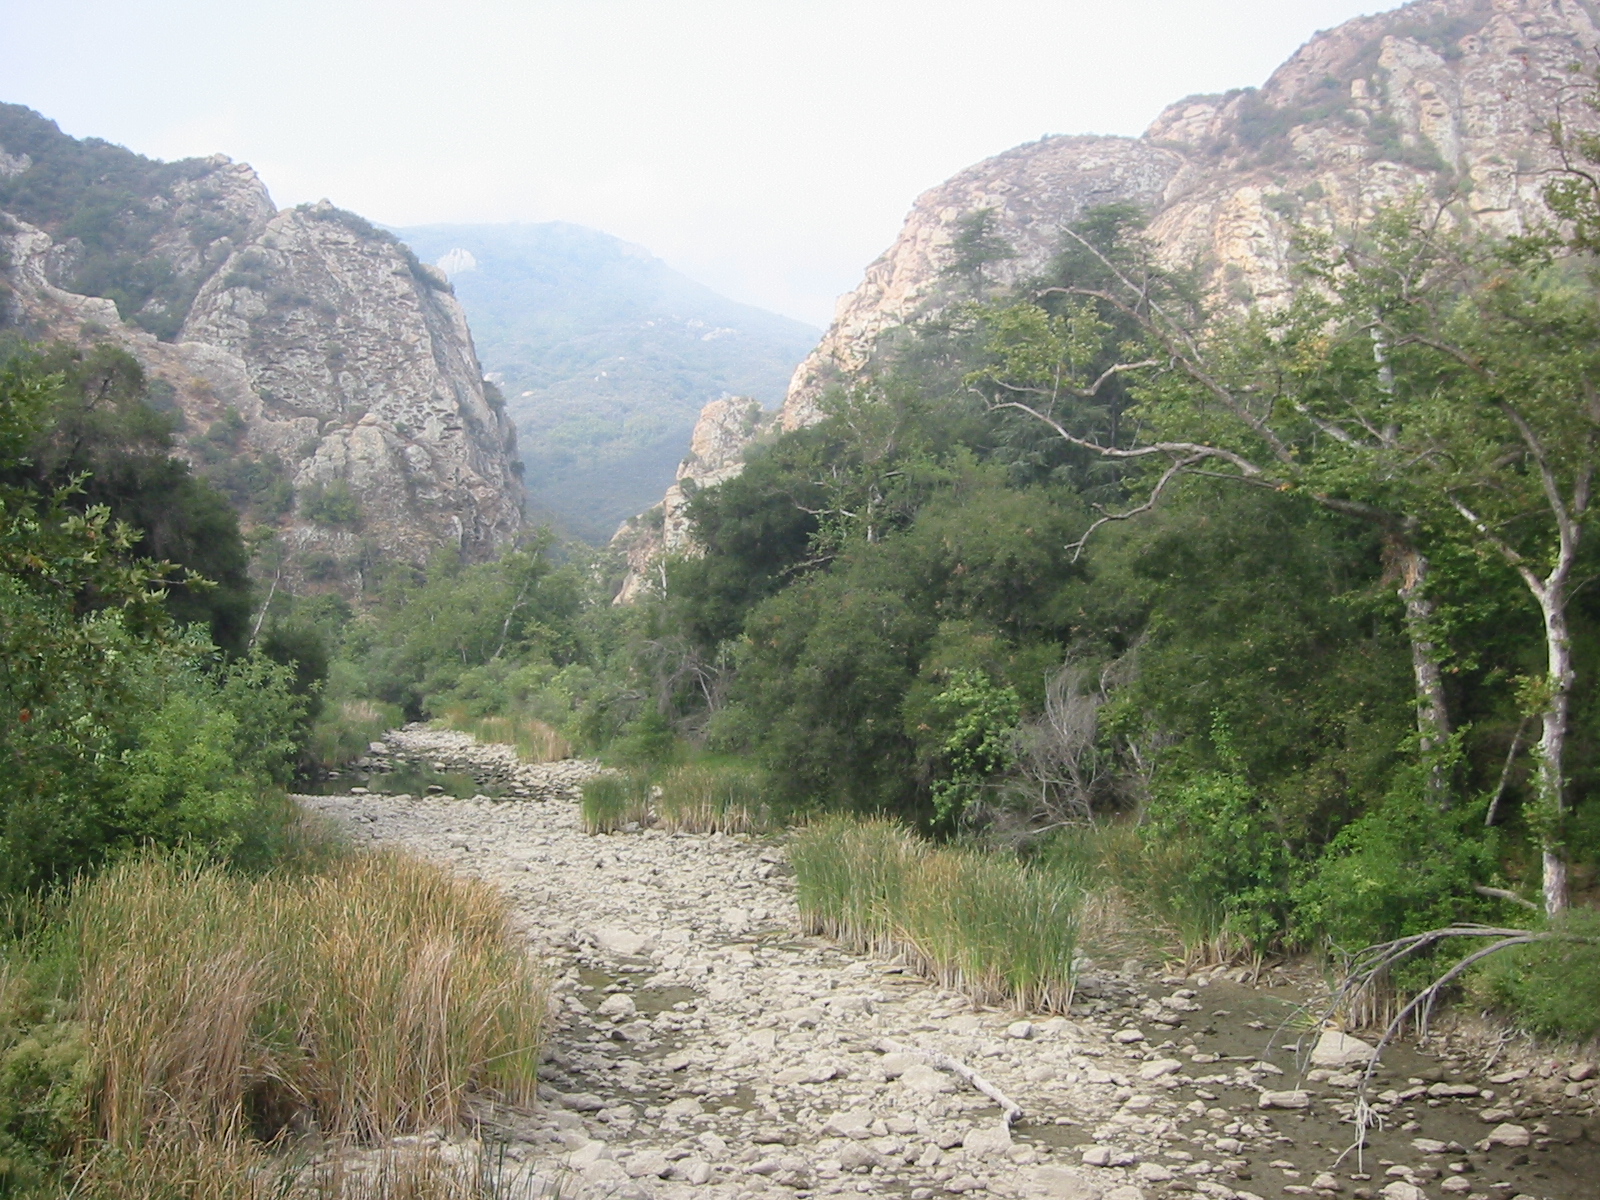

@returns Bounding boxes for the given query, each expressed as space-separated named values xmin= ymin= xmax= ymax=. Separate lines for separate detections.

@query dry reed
xmin=436 ymin=710 xmax=570 ymax=764
xmin=790 ymin=815 xmax=1080 ymax=1013
xmin=67 ymin=851 xmax=547 ymax=1149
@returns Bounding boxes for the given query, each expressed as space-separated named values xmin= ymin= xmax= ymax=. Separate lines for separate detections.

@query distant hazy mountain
xmin=394 ymin=223 xmax=819 ymax=543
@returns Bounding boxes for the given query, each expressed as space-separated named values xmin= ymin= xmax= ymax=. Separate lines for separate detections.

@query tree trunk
xmin=1535 ymin=586 xmax=1575 ymax=915
xmin=1392 ymin=538 xmax=1452 ymax=803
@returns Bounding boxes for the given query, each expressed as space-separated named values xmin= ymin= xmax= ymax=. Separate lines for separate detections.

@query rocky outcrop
xmin=783 ymin=0 xmax=1600 ymax=430
xmin=180 ymin=201 xmax=523 ymax=573
xmin=0 ymin=124 xmax=524 ymax=589
xmin=610 ymin=396 xmax=768 ymax=603
xmin=781 ymin=137 xmax=1184 ymax=429
xmin=613 ymin=0 xmax=1600 ymax=600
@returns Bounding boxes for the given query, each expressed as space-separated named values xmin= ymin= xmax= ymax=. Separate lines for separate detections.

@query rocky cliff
xmin=613 ymin=0 xmax=1600 ymax=598
xmin=610 ymin=395 xmax=769 ymax=604
xmin=0 ymin=106 xmax=523 ymax=590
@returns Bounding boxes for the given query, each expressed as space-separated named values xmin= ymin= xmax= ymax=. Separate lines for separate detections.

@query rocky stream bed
xmin=296 ymin=727 xmax=1597 ymax=1200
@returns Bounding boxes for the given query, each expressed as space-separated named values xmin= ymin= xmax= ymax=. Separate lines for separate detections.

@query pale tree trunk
xmin=1390 ymin=536 xmax=1453 ymax=802
xmin=1536 ymin=585 xmax=1575 ymax=914
xmin=1449 ymin=403 xmax=1588 ymax=918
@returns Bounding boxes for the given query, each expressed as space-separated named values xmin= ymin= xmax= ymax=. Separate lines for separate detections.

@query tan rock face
xmin=182 ymin=201 xmax=523 ymax=573
xmin=781 ymin=136 xmax=1184 ymax=429
xmin=787 ymin=0 xmax=1600 ymax=430
xmin=611 ymin=396 xmax=768 ymax=603
xmin=0 ymin=151 xmax=524 ymax=590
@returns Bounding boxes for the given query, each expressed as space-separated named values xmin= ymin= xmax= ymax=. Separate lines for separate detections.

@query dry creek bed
xmin=297 ymin=726 xmax=1598 ymax=1200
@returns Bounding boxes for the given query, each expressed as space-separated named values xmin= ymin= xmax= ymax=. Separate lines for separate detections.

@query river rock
xmin=1259 ymin=1090 xmax=1311 ymax=1110
xmin=902 ymin=1062 xmax=956 ymax=1093
xmin=821 ymin=1109 xmax=875 ymax=1139
xmin=963 ymin=1123 xmax=1013 ymax=1157
xmin=1483 ymin=1122 xmax=1531 ymax=1148
xmin=1022 ymin=1165 xmax=1104 ymax=1198
xmin=1310 ymin=1029 xmax=1377 ymax=1069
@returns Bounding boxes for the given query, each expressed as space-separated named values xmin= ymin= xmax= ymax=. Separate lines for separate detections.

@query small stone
xmin=1259 ymin=1090 xmax=1311 ymax=1110
xmin=946 ymin=1175 xmax=982 ymax=1193
xmin=1133 ymin=1162 xmax=1174 ymax=1183
xmin=964 ymin=1124 xmax=1013 ymax=1157
xmin=1428 ymin=1082 xmax=1480 ymax=1098
xmin=683 ymin=1159 xmax=712 ymax=1185
xmin=902 ymin=1062 xmax=956 ymax=1094
xmin=1007 ymin=1020 xmax=1036 ymax=1039
xmin=1311 ymin=1174 xmax=1342 ymax=1192
xmin=1439 ymin=1178 xmax=1472 ymax=1195
xmin=880 ymin=1051 xmax=923 ymax=1078
xmin=1568 ymin=1061 xmax=1596 ymax=1082
xmin=1311 ymin=1029 xmax=1378 ymax=1069
xmin=597 ymin=993 xmax=637 ymax=1018
xmin=662 ymin=1097 xmax=703 ymax=1119
xmin=1112 ymin=1028 xmax=1146 ymax=1044
xmin=623 ymin=1150 xmax=671 ymax=1178
xmin=1021 ymin=1165 xmax=1104 ymax=1199
xmin=1411 ymin=1137 xmax=1449 ymax=1154
xmin=1477 ymin=1107 xmax=1516 ymax=1123
xmin=593 ymin=927 xmax=654 ymax=957
xmin=821 ymin=1109 xmax=876 ymax=1139
xmin=562 ymin=1092 xmax=605 ymax=1112
xmin=1379 ymin=1184 xmax=1425 ymax=1200
xmin=1483 ymin=1122 xmax=1530 ymax=1148
xmin=1137 ymin=1058 xmax=1183 ymax=1080
xmin=837 ymin=1144 xmax=880 ymax=1170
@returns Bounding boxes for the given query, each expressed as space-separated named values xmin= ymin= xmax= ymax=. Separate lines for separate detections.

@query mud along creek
xmin=298 ymin=728 xmax=1597 ymax=1200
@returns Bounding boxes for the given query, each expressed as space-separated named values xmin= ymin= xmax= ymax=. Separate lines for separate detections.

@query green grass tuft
xmin=791 ymin=815 xmax=1080 ymax=1013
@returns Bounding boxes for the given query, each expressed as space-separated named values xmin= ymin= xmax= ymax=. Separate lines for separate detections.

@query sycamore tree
xmin=969 ymin=209 xmax=1458 ymax=792
xmin=971 ymin=205 xmax=1600 ymax=914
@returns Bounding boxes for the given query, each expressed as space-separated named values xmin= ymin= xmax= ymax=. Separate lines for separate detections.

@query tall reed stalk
xmin=66 ymin=851 xmax=547 ymax=1148
xmin=791 ymin=815 xmax=1080 ymax=1012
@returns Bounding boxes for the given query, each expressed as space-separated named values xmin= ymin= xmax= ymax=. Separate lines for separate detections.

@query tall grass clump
xmin=791 ymin=816 xmax=920 ymax=956
xmin=437 ymin=708 xmax=571 ymax=764
xmin=580 ymin=773 xmax=652 ymax=833
xmin=900 ymin=849 xmax=1079 ymax=1012
xmin=791 ymin=816 xmax=1080 ymax=1012
xmin=654 ymin=763 xmax=768 ymax=834
xmin=1044 ymin=823 xmax=1236 ymax=967
xmin=311 ymin=700 xmax=405 ymax=771
xmin=65 ymin=851 xmax=546 ymax=1147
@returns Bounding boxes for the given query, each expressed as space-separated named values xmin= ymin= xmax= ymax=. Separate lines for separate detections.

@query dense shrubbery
xmin=0 ymin=349 xmax=312 ymax=893
xmin=563 ymin=198 xmax=1600 ymax=1037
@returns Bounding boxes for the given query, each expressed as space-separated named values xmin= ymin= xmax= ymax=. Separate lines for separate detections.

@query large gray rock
xmin=1310 ymin=1029 xmax=1378 ymax=1069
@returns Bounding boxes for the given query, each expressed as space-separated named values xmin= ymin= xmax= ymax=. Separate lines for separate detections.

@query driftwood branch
xmin=876 ymin=1037 xmax=1024 ymax=1125
xmin=1472 ymin=884 xmax=1540 ymax=911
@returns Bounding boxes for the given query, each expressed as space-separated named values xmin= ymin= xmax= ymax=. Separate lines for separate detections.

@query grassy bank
xmin=0 ymin=849 xmax=547 ymax=1198
xmin=580 ymin=763 xmax=768 ymax=835
xmin=790 ymin=816 xmax=1079 ymax=1013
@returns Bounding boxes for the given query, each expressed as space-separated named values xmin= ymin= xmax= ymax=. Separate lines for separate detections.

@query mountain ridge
xmin=614 ymin=0 xmax=1600 ymax=597
xmin=0 ymin=103 xmax=524 ymax=592
xmin=394 ymin=221 xmax=818 ymax=542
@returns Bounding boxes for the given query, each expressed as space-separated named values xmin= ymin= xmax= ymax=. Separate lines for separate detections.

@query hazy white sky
xmin=0 ymin=0 xmax=1401 ymax=325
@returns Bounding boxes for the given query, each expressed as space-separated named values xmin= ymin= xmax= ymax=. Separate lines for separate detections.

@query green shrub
xmin=654 ymin=762 xmax=768 ymax=833
xmin=308 ymin=699 xmax=403 ymax=772
xmin=1470 ymin=910 xmax=1600 ymax=1040
xmin=1043 ymin=823 xmax=1233 ymax=966
xmin=580 ymin=773 xmax=652 ymax=834
xmin=299 ymin=479 xmax=362 ymax=527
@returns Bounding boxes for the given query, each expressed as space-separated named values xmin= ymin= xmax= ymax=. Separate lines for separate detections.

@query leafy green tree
xmin=0 ymin=353 xmax=302 ymax=892
xmin=0 ymin=341 xmax=254 ymax=653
